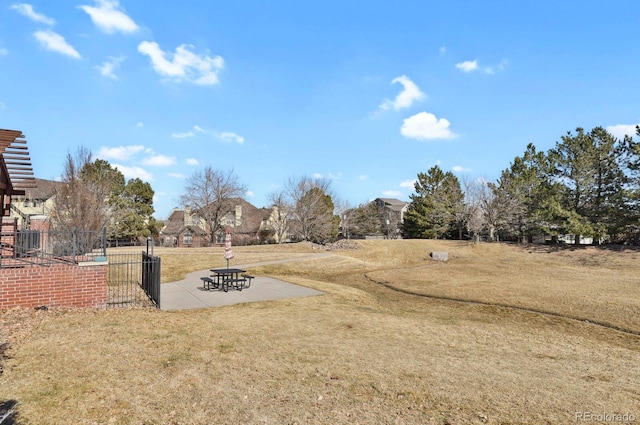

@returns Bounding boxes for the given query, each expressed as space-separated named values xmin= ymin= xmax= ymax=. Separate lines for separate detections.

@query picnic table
xmin=203 ymin=268 xmax=254 ymax=292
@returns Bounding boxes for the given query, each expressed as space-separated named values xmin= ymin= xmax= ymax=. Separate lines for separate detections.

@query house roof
xmin=163 ymin=221 xmax=207 ymax=236
xmin=0 ymin=129 xmax=36 ymax=193
xmin=163 ymin=208 xmax=208 ymax=236
xmin=163 ymin=199 xmax=264 ymax=236
xmin=14 ymin=178 xmax=60 ymax=200
xmin=375 ymin=198 xmax=409 ymax=212
xmin=167 ymin=209 xmax=184 ymax=223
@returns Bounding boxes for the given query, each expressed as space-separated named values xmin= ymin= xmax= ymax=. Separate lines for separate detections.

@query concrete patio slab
xmin=161 ymin=258 xmax=326 ymax=310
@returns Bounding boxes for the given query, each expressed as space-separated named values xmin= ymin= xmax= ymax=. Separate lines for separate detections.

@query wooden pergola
xmin=0 ymin=129 xmax=36 ymax=217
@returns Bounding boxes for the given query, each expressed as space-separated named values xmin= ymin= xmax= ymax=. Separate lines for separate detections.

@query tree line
xmin=51 ymin=152 xmax=342 ymax=245
xmin=51 ymin=125 xmax=640 ymax=246
xmin=50 ymin=148 xmax=160 ymax=243
xmin=403 ymin=126 xmax=640 ymax=244
xmin=181 ymin=169 xmax=341 ymax=245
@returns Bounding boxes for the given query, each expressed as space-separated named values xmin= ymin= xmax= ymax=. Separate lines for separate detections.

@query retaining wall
xmin=0 ymin=262 xmax=108 ymax=309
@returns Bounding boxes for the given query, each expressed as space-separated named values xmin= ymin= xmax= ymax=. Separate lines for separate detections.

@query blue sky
xmin=2 ymin=1 xmax=640 ymax=219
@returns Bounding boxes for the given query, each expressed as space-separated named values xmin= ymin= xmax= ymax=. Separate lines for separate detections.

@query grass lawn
xmin=1 ymin=240 xmax=639 ymax=424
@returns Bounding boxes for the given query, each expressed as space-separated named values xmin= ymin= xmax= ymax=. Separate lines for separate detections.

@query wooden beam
xmin=5 ymin=166 xmax=33 ymax=171
xmin=2 ymin=151 xmax=29 ymax=155
xmin=3 ymin=161 xmax=31 ymax=166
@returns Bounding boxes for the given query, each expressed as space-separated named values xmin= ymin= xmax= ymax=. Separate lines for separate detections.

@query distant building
xmin=160 ymin=199 xmax=264 ymax=247
xmin=160 ymin=207 xmax=208 ymax=247
xmin=258 ymin=205 xmax=291 ymax=244
xmin=9 ymin=178 xmax=59 ymax=229
xmin=373 ymin=198 xmax=409 ymax=238
xmin=373 ymin=198 xmax=410 ymax=224
xmin=341 ymin=198 xmax=410 ymax=239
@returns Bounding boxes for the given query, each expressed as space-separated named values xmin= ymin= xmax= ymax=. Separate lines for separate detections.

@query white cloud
xmin=112 ymin=164 xmax=153 ymax=181
xmin=245 ymin=190 xmax=255 ymax=198
xmin=136 ymin=122 xmax=144 ymax=128
xmin=78 ymin=0 xmax=138 ymax=34
xmin=95 ymin=56 xmax=125 ymax=79
xmin=379 ymin=75 xmax=425 ymax=111
xmin=401 ymin=112 xmax=457 ymax=140
xmin=137 ymin=41 xmax=224 ymax=86
xmin=312 ymin=172 xmax=340 ymax=180
xmin=399 ymin=179 xmax=416 ymax=189
xmin=382 ymin=190 xmax=403 ymax=198
xmin=169 ymin=172 xmax=187 ymax=179
xmin=455 ymin=60 xmax=478 ymax=72
xmin=607 ymin=124 xmax=639 ymax=140
xmin=186 ymin=158 xmax=199 ymax=165
xmin=33 ymin=30 xmax=80 ymax=59
xmin=142 ymin=154 xmax=176 ymax=167
xmin=11 ymin=3 xmax=55 ymax=25
xmin=358 ymin=175 xmax=368 ymax=181
xmin=194 ymin=125 xmax=208 ymax=133
xmin=439 ymin=46 xmax=446 ymax=55
xmin=171 ymin=131 xmax=195 ymax=139
xmin=452 ymin=165 xmax=472 ymax=172
xmin=218 ymin=131 xmax=244 ymax=144
xmin=456 ymin=59 xmax=507 ymax=74
xmin=0 ymin=48 xmax=7 ymax=56
xmin=97 ymin=144 xmax=144 ymax=161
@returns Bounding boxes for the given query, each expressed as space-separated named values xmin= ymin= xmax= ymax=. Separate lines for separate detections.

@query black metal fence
xmin=106 ymin=250 xmax=161 ymax=309
xmin=1 ymin=228 xmax=107 ymax=268
xmin=0 ymin=225 xmax=162 ymax=308
xmin=141 ymin=251 xmax=161 ymax=307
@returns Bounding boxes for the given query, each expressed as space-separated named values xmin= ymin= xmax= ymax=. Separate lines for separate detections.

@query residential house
xmin=222 ymin=198 xmax=264 ymax=245
xmin=372 ymin=198 xmax=409 ymax=238
xmin=160 ymin=199 xmax=264 ymax=247
xmin=9 ymin=178 xmax=60 ymax=229
xmin=258 ymin=205 xmax=290 ymax=244
xmin=160 ymin=207 xmax=208 ymax=247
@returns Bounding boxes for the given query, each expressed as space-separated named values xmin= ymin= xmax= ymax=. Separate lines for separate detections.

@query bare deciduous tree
xmin=180 ymin=167 xmax=247 ymax=246
xmin=469 ymin=178 xmax=501 ymax=241
xmin=285 ymin=176 xmax=336 ymax=243
xmin=462 ymin=177 xmax=486 ymax=242
xmin=267 ymin=189 xmax=292 ymax=244
xmin=51 ymin=147 xmax=112 ymax=233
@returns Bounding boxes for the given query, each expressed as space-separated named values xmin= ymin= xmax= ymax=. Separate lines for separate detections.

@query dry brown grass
xmin=142 ymin=243 xmax=318 ymax=283
xmin=1 ymin=240 xmax=639 ymax=424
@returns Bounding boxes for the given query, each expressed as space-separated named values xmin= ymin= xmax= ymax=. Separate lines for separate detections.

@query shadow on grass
xmin=364 ymin=271 xmax=640 ymax=338
xmin=513 ymin=242 xmax=640 ymax=254
xmin=0 ymin=400 xmax=19 ymax=425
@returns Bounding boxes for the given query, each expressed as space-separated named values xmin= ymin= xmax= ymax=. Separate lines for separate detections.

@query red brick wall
xmin=0 ymin=262 xmax=107 ymax=309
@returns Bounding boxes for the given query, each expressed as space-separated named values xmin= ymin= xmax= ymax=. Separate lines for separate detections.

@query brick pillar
xmin=29 ymin=215 xmax=49 ymax=232
xmin=29 ymin=215 xmax=50 ymax=252
xmin=1 ymin=217 xmax=17 ymax=259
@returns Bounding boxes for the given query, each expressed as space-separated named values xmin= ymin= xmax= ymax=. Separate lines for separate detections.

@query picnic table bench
xmin=205 ymin=268 xmax=254 ymax=292
xmin=200 ymin=276 xmax=219 ymax=290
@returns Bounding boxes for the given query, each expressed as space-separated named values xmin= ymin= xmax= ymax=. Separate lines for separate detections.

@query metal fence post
xmin=72 ymin=228 xmax=77 ymax=263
